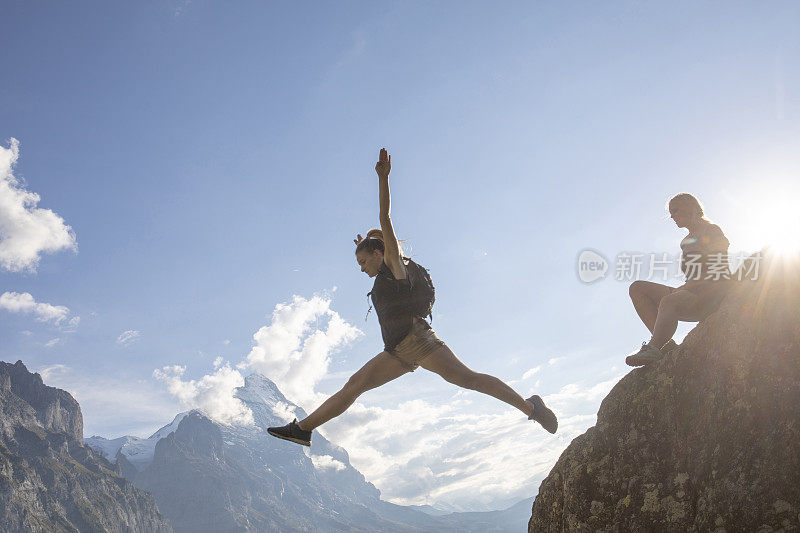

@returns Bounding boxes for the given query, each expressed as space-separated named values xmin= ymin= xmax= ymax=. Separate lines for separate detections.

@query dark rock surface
xmin=0 ymin=360 xmax=172 ymax=533
xmin=530 ymin=255 xmax=800 ymax=532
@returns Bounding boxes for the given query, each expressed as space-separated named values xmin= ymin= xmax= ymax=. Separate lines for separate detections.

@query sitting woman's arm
xmin=375 ymin=148 xmax=406 ymax=280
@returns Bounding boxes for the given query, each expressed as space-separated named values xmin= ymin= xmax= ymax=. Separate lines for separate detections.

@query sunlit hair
xmin=365 ymin=228 xmax=383 ymax=240
xmin=356 ymin=228 xmax=406 ymax=256
xmin=355 ymin=237 xmax=384 ymax=255
xmin=668 ymin=193 xmax=708 ymax=221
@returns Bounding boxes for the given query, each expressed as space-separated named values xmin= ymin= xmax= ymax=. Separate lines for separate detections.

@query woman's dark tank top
xmin=680 ymin=223 xmax=731 ymax=281
xmin=370 ymin=262 xmax=426 ymax=351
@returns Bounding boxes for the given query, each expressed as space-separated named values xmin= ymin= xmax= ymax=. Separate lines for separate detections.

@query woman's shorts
xmin=671 ymin=280 xmax=732 ymax=321
xmin=387 ymin=318 xmax=446 ymax=371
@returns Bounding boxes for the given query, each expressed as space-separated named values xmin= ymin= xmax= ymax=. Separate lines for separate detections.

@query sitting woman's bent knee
xmin=658 ymin=293 xmax=683 ymax=311
xmin=629 ymin=280 xmax=645 ymax=297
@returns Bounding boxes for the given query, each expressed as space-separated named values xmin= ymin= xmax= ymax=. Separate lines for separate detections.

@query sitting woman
xmin=627 ymin=193 xmax=732 ymax=366
xmin=267 ymin=148 xmax=558 ymax=447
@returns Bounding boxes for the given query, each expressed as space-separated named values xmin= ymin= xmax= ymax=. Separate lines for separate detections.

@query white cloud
xmin=522 ymin=365 xmax=542 ymax=380
xmin=308 ymin=453 xmax=347 ymax=471
xmin=38 ymin=364 xmax=70 ymax=381
xmin=116 ymin=330 xmax=141 ymax=346
xmin=44 ymin=338 xmax=60 ymax=347
xmin=272 ymin=401 xmax=298 ymax=423
xmin=0 ymin=291 xmax=79 ymax=327
xmin=315 ymin=374 xmax=624 ymax=510
xmin=242 ymin=295 xmax=361 ymax=411
xmin=153 ymin=362 xmax=254 ymax=426
xmin=544 ymin=375 xmax=623 ymax=416
xmin=153 ymin=295 xmax=360 ymax=429
xmin=319 ymin=397 xmax=573 ymax=510
xmin=548 ymin=357 xmax=564 ymax=366
xmin=0 ymin=138 xmax=77 ymax=272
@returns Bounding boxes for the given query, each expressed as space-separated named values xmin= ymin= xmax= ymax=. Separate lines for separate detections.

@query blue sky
xmin=2 ymin=1 xmax=799 ymax=510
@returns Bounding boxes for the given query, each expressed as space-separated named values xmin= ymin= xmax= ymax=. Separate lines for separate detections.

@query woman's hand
xmin=354 ymin=234 xmax=364 ymax=245
xmin=375 ymin=147 xmax=391 ymax=178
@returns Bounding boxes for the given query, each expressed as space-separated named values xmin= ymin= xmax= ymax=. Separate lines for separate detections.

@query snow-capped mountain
xmin=87 ymin=412 xmax=187 ymax=472
xmin=88 ymin=373 xmax=531 ymax=532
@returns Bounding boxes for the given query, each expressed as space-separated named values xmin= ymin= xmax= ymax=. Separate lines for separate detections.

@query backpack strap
xmin=365 ymin=290 xmax=373 ymax=322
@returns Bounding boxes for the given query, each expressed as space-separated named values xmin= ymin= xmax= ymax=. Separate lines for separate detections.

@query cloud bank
xmin=0 ymin=138 xmax=77 ymax=272
xmin=0 ymin=291 xmax=80 ymax=327
xmin=243 ymin=294 xmax=361 ymax=410
xmin=319 ymin=375 xmax=622 ymax=510
xmin=153 ymin=361 xmax=255 ymax=426
xmin=151 ymin=291 xmax=620 ymax=509
xmin=153 ymin=294 xmax=361 ymax=430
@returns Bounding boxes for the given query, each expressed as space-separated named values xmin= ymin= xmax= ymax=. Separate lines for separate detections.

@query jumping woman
xmin=626 ymin=193 xmax=732 ymax=366
xmin=267 ymin=148 xmax=558 ymax=446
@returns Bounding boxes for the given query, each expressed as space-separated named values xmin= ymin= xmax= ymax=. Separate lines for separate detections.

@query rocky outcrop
xmin=530 ymin=254 xmax=800 ymax=532
xmin=0 ymin=360 xmax=172 ymax=533
xmin=0 ymin=360 xmax=83 ymax=442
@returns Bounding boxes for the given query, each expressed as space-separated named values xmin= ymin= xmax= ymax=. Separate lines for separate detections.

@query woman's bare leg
xmin=629 ymin=280 xmax=674 ymax=333
xmin=650 ymin=290 xmax=701 ymax=349
xmin=298 ymin=352 xmax=409 ymax=431
xmin=419 ymin=345 xmax=534 ymax=417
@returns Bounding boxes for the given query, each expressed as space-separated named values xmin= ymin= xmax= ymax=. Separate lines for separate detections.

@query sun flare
xmin=752 ymin=201 xmax=800 ymax=257
xmin=726 ymin=181 xmax=800 ymax=259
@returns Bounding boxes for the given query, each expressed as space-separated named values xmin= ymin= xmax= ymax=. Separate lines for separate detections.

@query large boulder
xmin=530 ymin=253 xmax=800 ymax=532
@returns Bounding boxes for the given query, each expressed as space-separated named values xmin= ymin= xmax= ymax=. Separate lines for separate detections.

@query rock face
xmin=0 ymin=360 xmax=172 ymax=533
xmin=530 ymin=255 xmax=800 ymax=532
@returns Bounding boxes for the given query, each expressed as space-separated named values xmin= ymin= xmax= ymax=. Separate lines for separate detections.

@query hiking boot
xmin=527 ymin=395 xmax=558 ymax=434
xmin=267 ymin=418 xmax=312 ymax=446
xmin=661 ymin=339 xmax=679 ymax=355
xmin=625 ymin=342 xmax=662 ymax=367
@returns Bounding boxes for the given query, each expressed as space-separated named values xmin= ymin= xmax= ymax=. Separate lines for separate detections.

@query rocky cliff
xmin=0 ymin=360 xmax=172 ymax=533
xmin=530 ymin=254 xmax=800 ymax=532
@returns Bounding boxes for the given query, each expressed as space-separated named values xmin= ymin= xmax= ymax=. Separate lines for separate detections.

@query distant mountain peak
xmin=235 ymin=372 xmax=292 ymax=411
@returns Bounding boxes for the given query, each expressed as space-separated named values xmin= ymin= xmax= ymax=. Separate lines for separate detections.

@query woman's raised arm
xmin=375 ymin=148 xmax=406 ymax=279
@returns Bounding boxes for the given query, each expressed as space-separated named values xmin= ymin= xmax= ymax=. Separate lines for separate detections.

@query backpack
xmin=365 ymin=258 xmax=436 ymax=322
xmin=404 ymin=258 xmax=436 ymax=320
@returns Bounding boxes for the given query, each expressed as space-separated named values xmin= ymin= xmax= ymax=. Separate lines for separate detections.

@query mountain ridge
xmin=88 ymin=369 xmax=534 ymax=531
xmin=0 ymin=360 xmax=172 ymax=532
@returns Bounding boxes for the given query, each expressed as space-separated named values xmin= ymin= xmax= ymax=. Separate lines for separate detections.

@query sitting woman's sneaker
xmin=527 ymin=395 xmax=558 ymax=434
xmin=625 ymin=342 xmax=663 ymax=367
xmin=267 ymin=419 xmax=312 ymax=446
xmin=661 ymin=339 xmax=679 ymax=355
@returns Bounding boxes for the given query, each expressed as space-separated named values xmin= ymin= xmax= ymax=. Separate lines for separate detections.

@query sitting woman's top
xmin=370 ymin=261 xmax=426 ymax=352
xmin=680 ymin=222 xmax=731 ymax=282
